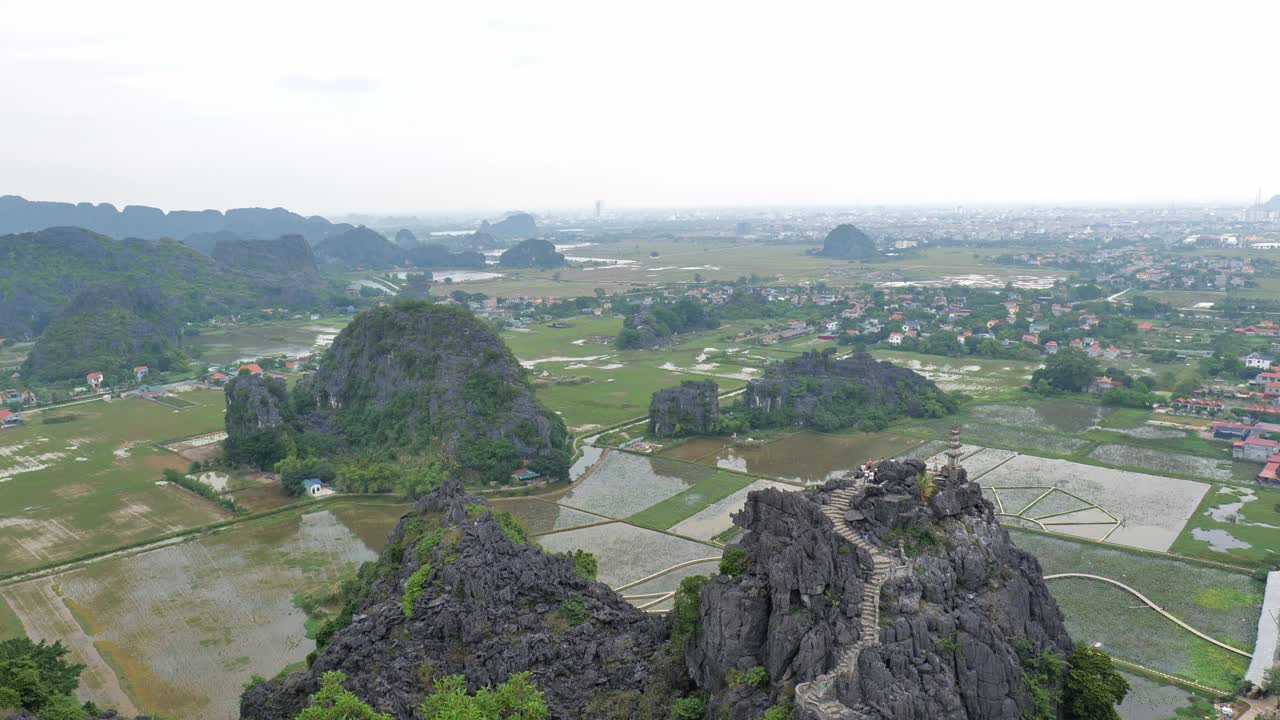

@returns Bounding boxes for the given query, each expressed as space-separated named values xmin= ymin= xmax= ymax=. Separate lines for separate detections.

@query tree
xmin=420 ymin=672 xmax=548 ymax=720
xmin=275 ymin=456 xmax=337 ymax=497
xmin=1063 ymin=645 xmax=1129 ymax=720
xmin=0 ymin=639 xmax=84 ymax=714
xmin=1029 ymin=349 xmax=1100 ymax=394
xmin=1263 ymin=664 xmax=1280 ymax=695
xmin=296 ymin=672 xmax=393 ymax=720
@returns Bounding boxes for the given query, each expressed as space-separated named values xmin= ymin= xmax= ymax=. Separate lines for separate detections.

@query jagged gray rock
xmin=649 ymin=380 xmax=720 ymax=437
xmin=240 ymin=480 xmax=671 ymax=720
xmin=688 ymin=460 xmax=1073 ymax=720
xmin=743 ymin=350 xmax=954 ymax=430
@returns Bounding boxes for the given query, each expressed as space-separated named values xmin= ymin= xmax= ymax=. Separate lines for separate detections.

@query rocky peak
xmin=241 ymin=480 xmax=670 ymax=720
xmin=688 ymin=459 xmax=1073 ymax=719
xmin=649 ymin=379 xmax=720 ymax=437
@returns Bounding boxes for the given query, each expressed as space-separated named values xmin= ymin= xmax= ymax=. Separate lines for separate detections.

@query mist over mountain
xmin=0 ymin=194 xmax=352 ymax=245
xmin=480 ymin=212 xmax=538 ymax=240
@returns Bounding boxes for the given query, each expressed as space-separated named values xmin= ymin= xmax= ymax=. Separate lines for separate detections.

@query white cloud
xmin=0 ymin=0 xmax=1277 ymax=214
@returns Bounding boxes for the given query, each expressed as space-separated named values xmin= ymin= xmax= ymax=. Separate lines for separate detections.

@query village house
xmin=133 ymin=365 xmax=149 ymax=381
xmin=887 ymin=332 xmax=905 ymax=346
xmin=1044 ymin=340 xmax=1059 ymax=354
xmin=1243 ymin=352 xmax=1276 ymax=370
xmin=1171 ymin=397 xmax=1225 ymax=416
xmin=302 ymin=478 xmax=335 ymax=497
xmin=0 ymin=409 xmax=23 ymax=428
xmin=239 ymin=363 xmax=264 ymax=377
xmin=86 ymin=371 xmax=104 ymax=390
xmin=1234 ymin=437 xmax=1280 ymax=463
xmin=1089 ymin=376 xmax=1121 ymax=394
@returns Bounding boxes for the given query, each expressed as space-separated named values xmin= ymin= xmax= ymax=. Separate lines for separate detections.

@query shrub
xmin=571 ymin=550 xmax=598 ymax=581
xmin=718 ymin=547 xmax=748 ymax=576
xmin=402 ymin=563 xmax=432 ymax=618
xmin=561 ymin=597 xmax=590 ymax=627
xmin=420 ymin=672 xmax=547 ymax=720
xmin=763 ymin=705 xmax=792 ymax=720
xmin=1063 ymin=645 xmax=1128 ymax=720
xmin=296 ymin=671 xmax=393 ymax=720
xmin=669 ymin=695 xmax=705 ymax=720
xmin=726 ymin=666 xmax=769 ymax=690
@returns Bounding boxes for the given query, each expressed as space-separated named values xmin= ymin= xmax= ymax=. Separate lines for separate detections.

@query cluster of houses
xmin=1005 ymin=246 xmax=1259 ymax=293
xmin=204 ymin=359 xmax=311 ymax=386
xmin=1214 ymin=421 xmax=1280 ymax=485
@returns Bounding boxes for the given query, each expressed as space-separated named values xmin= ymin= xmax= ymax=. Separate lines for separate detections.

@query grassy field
xmin=187 ymin=317 xmax=348 ymax=366
xmin=627 ymin=471 xmax=755 ymax=530
xmin=418 ymin=243 xmax=1065 ymax=300
xmin=0 ymin=594 xmax=22 ymax=640
xmin=0 ymin=340 xmax=32 ymax=368
xmin=0 ymin=502 xmax=405 ymax=720
xmin=865 ymin=350 xmax=1040 ymax=399
xmin=1170 ymin=484 xmax=1280 ymax=567
xmin=507 ymin=319 xmax=757 ymax=430
xmin=1011 ymin=529 xmax=1259 ymax=690
xmin=0 ymin=391 xmax=231 ymax=574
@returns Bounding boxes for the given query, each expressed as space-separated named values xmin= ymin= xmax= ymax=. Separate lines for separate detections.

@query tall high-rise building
xmin=594 ymin=200 xmax=604 ymax=219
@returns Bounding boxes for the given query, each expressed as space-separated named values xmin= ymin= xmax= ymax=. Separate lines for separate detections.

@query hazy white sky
xmin=3 ymin=1 xmax=1278 ymax=215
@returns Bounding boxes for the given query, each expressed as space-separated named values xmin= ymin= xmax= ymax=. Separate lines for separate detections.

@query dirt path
xmin=3 ymin=578 xmax=138 ymax=715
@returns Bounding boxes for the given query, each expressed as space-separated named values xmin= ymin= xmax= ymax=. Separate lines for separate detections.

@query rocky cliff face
xmin=292 ymin=301 xmax=572 ymax=481
xmin=649 ymin=380 xmax=720 ymax=437
xmin=817 ymin=225 xmax=876 ymax=259
xmin=222 ymin=374 xmax=295 ymax=465
xmin=498 ymin=238 xmax=565 ymax=268
xmin=743 ymin=351 xmax=954 ymax=431
xmin=686 ymin=462 xmax=1073 ymax=720
xmin=241 ymin=480 xmax=673 ymax=720
xmin=211 ymin=235 xmax=323 ymax=307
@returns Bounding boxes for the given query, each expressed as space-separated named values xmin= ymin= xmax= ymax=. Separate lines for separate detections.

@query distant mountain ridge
xmin=0 ymin=194 xmax=352 ymax=245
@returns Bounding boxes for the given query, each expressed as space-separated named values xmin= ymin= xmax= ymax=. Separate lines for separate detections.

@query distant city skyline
xmin=2 ymin=2 xmax=1278 ymax=215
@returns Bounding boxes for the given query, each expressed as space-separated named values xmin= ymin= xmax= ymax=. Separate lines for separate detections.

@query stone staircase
xmin=794 ymin=482 xmax=897 ymax=719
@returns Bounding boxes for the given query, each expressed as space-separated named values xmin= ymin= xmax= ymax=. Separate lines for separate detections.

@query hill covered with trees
xmin=222 ymin=301 xmax=572 ymax=492
xmin=0 ymin=227 xmax=344 ymax=340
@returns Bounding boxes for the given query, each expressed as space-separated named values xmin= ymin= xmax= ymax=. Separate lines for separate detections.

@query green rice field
xmin=0 ymin=391 xmax=232 ymax=575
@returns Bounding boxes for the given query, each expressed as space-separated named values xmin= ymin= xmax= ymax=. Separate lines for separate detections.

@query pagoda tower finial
xmin=945 ymin=424 xmax=964 ymax=474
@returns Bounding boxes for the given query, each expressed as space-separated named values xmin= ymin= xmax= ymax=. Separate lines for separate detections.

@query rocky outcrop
xmin=743 ymin=350 xmax=954 ymax=431
xmin=314 ymin=226 xmax=404 ymax=269
xmin=687 ymin=461 xmax=1074 ymax=720
xmin=394 ymin=228 xmax=419 ymax=247
xmin=481 ymin=212 xmax=537 ymax=240
xmin=222 ymin=374 xmax=294 ymax=466
xmin=212 ymin=234 xmax=320 ymax=280
xmin=240 ymin=480 xmax=672 ymax=720
xmin=498 ymin=238 xmax=565 ymax=268
xmin=210 ymin=235 xmax=323 ymax=307
xmin=291 ymin=301 xmax=572 ymax=481
xmin=817 ymin=225 xmax=876 ymax=260
xmin=649 ymin=380 xmax=720 ymax=437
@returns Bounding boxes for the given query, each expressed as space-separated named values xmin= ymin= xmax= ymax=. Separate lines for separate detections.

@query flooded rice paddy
xmin=661 ymin=431 xmax=925 ymax=485
xmin=981 ymin=454 xmax=1209 ymax=551
xmin=0 ymin=504 xmax=405 ymax=720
